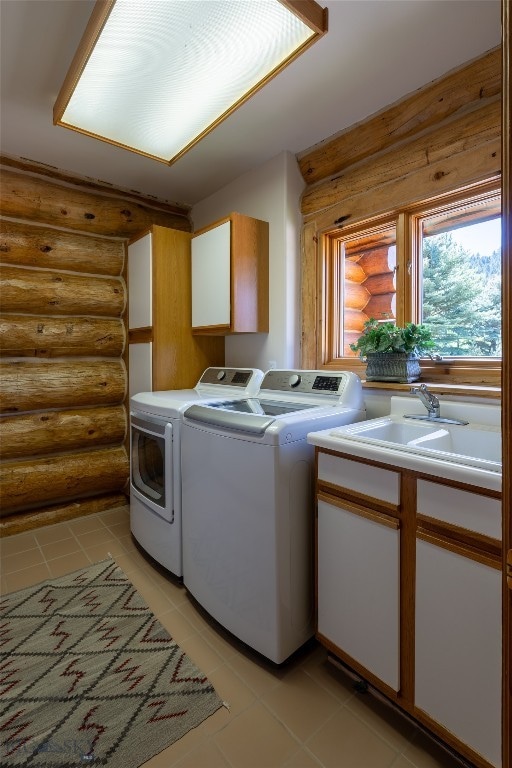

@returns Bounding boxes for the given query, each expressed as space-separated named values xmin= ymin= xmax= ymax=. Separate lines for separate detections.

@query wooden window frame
xmin=315 ymin=178 xmax=502 ymax=394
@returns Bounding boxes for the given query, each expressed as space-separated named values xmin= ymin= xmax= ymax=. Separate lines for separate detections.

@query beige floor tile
xmin=303 ymin=653 xmax=357 ymax=704
xmin=4 ymin=562 xmax=51 ymax=592
xmin=200 ymin=622 xmax=246 ymax=661
xmin=346 ymin=690 xmax=417 ymax=752
xmin=0 ymin=531 xmax=39 ymax=556
xmin=75 ymin=528 xmax=115 ymax=549
xmin=178 ymin=632 xmax=225 ymax=676
xmin=262 ymin=667 xmax=343 ymax=742
xmin=206 ymin=663 xmax=256 ymax=718
xmin=194 ymin=703 xmax=232 ymax=737
xmin=2 ymin=547 xmax=44 ymax=574
xmin=84 ymin=538 xmax=131 ymax=563
xmin=34 ymin=523 xmax=74 ymax=546
xmin=99 ymin=506 xmax=130 ymax=527
xmin=47 ymin=551 xmax=91 ymax=578
xmin=306 ymin=705 xmax=399 ymax=768
xmin=172 ymin=738 xmax=232 ymax=768
xmin=68 ymin=515 xmax=107 ymax=535
xmin=157 ymin=607 xmax=198 ymax=646
xmin=390 ymin=756 xmax=419 ymax=768
xmin=225 ymin=649 xmax=284 ymax=698
xmin=177 ymin=596 xmax=222 ymax=634
xmin=283 ymin=748 xmax=324 ymax=767
xmin=104 ymin=520 xmax=131 ymax=539
xmin=41 ymin=536 xmax=82 ymax=561
xmin=214 ymin=702 xmax=300 ymax=768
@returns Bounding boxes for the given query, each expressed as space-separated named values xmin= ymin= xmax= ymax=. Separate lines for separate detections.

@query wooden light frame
xmin=53 ymin=0 xmax=328 ymax=165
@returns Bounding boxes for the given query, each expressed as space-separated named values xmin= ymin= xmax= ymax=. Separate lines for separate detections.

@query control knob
xmin=288 ymin=373 xmax=301 ymax=388
xmin=216 ymin=370 xmax=226 ymax=381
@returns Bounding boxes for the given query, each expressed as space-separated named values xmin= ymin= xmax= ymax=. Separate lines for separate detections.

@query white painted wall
xmin=192 ymin=151 xmax=305 ymax=372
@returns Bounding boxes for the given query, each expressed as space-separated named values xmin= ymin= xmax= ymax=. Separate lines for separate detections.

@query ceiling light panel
xmin=54 ymin=0 xmax=327 ymax=164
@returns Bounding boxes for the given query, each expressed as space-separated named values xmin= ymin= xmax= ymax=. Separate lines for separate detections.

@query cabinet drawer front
xmin=417 ymin=480 xmax=501 ymax=540
xmin=317 ymin=452 xmax=400 ymax=505
xmin=317 ymin=498 xmax=400 ymax=691
xmin=415 ymin=538 xmax=501 ymax=767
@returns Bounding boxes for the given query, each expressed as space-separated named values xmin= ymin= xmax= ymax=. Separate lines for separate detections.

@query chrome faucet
xmin=410 ymin=384 xmax=440 ymax=419
xmin=404 ymin=384 xmax=469 ymax=425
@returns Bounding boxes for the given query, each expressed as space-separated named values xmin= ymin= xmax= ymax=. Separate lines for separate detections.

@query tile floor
xmin=0 ymin=506 xmax=471 ymax=768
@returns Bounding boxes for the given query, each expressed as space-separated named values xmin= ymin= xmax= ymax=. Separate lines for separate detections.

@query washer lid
xmin=184 ymin=404 xmax=275 ymax=435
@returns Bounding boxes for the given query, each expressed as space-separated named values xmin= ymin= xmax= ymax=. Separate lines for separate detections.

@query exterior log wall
xmin=0 ymin=161 xmax=191 ymax=533
xmin=299 ymin=47 xmax=502 ymax=389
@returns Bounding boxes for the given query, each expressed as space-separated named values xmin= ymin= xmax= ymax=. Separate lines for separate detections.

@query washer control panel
xmin=260 ymin=370 xmax=349 ymax=398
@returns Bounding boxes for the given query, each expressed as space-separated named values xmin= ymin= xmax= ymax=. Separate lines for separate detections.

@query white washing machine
xmin=130 ymin=367 xmax=263 ymax=577
xmin=180 ymin=369 xmax=365 ymax=663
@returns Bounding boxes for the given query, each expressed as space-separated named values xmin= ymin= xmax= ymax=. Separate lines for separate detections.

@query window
xmin=322 ymin=180 xmax=502 ymax=386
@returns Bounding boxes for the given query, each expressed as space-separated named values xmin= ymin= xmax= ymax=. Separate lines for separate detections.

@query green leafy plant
xmin=350 ymin=318 xmax=435 ymax=358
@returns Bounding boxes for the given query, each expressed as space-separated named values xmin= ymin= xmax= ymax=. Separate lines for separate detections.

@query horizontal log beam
xmin=357 ymin=247 xmax=396 ymax=275
xmin=364 ymin=293 xmax=396 ymax=321
xmin=344 ymin=261 xmax=366 ymax=283
xmin=0 ymin=154 xmax=189 ymax=220
xmin=0 ymin=360 xmax=126 ymax=413
xmin=305 ymin=138 xmax=501 ymax=232
xmin=0 ymin=405 xmax=127 ymax=459
xmin=0 ymin=265 xmax=125 ymax=317
xmin=0 ymin=218 xmax=124 ymax=275
xmin=0 ymin=167 xmax=190 ymax=237
xmin=0 ymin=446 xmax=129 ymax=514
xmin=298 ymin=47 xmax=501 ymax=185
xmin=344 ymin=308 xmax=369 ymax=332
xmin=0 ymin=493 xmax=128 ymax=536
xmin=302 ymin=99 xmax=501 ymax=217
xmin=344 ymin=282 xmax=370 ymax=310
xmin=0 ymin=314 xmax=125 ymax=357
xmin=363 ymin=273 xmax=396 ymax=295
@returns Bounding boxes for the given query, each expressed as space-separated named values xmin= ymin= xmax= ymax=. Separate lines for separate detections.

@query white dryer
xmin=180 ymin=369 xmax=365 ymax=663
xmin=129 ymin=367 xmax=263 ymax=577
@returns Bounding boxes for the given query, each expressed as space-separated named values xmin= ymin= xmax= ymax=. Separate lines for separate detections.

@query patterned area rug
xmin=0 ymin=558 xmax=223 ymax=767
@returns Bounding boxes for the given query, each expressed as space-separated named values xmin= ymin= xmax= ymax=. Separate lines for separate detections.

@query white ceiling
xmin=0 ymin=0 xmax=502 ymax=208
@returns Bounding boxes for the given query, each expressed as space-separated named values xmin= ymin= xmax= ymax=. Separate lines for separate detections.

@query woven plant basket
xmin=365 ymin=352 xmax=421 ymax=383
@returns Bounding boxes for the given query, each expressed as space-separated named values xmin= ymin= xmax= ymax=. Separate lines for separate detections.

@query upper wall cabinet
xmin=191 ymin=212 xmax=269 ymax=335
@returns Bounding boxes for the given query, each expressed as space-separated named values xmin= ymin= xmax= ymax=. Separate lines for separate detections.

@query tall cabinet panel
xmin=128 ymin=226 xmax=224 ymax=399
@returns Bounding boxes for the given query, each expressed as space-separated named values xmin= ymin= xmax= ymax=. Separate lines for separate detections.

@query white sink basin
xmin=307 ymin=396 xmax=502 ymax=491
xmin=337 ymin=417 xmax=501 ymax=472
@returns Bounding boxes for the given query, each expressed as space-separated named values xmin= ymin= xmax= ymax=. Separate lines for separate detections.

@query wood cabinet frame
xmin=314 ymin=446 xmax=502 ymax=768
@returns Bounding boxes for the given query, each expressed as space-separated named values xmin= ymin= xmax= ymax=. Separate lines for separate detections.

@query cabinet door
xmin=317 ymin=497 xmax=400 ymax=691
xmin=415 ymin=538 xmax=501 ymax=768
xmin=128 ymin=233 xmax=152 ymax=329
xmin=129 ymin=342 xmax=152 ymax=400
xmin=191 ymin=221 xmax=231 ymax=329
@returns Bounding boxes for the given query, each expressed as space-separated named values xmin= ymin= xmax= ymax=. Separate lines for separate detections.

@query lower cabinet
xmin=415 ymin=536 xmax=502 ymax=768
xmin=317 ymin=496 xmax=400 ymax=692
xmin=314 ymin=448 xmax=502 ymax=768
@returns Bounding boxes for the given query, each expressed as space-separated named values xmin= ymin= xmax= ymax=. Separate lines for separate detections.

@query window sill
xmin=361 ymin=380 xmax=501 ymax=400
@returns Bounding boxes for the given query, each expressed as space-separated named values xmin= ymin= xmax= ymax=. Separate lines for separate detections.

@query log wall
xmin=299 ymin=46 xmax=502 ymax=388
xmin=0 ymin=160 xmax=192 ymax=533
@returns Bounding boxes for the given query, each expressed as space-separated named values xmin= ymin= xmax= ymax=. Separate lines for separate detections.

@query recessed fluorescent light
xmin=53 ymin=0 xmax=328 ymax=164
